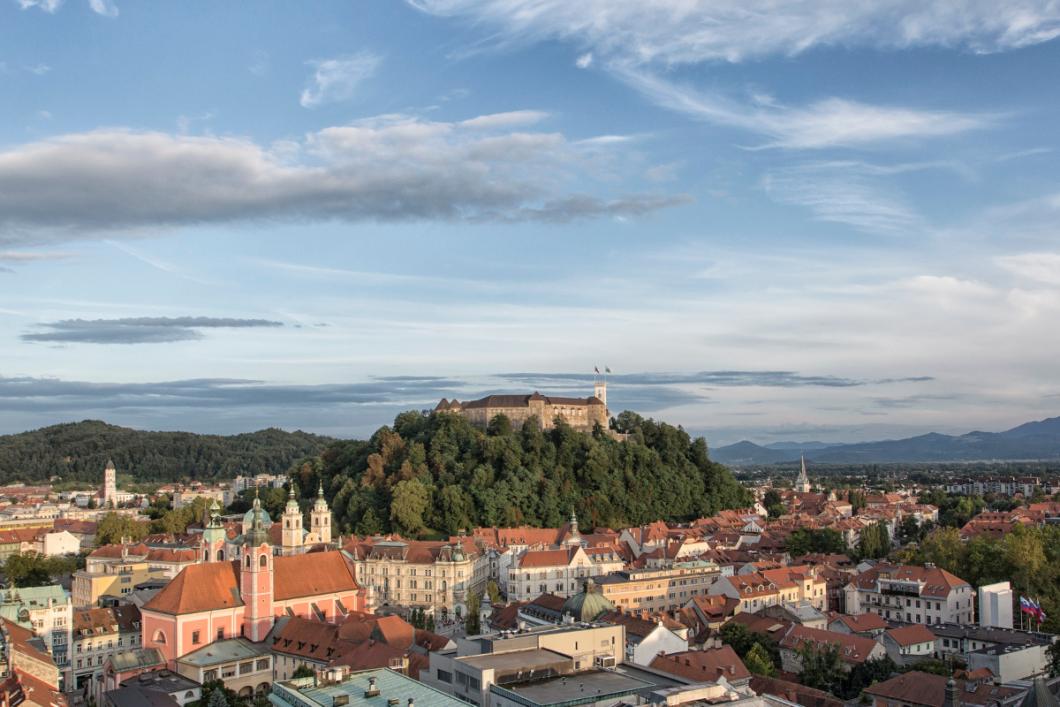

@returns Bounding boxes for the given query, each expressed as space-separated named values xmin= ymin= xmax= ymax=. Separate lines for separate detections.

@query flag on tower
xmin=605 ymin=366 xmax=611 ymax=373
xmin=594 ymin=366 xmax=600 ymax=374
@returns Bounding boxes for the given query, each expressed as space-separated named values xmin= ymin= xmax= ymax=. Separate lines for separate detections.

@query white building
xmin=844 ymin=563 xmax=975 ymax=625
xmin=0 ymin=584 xmax=74 ymax=677
xmin=979 ymin=582 xmax=1014 ymax=629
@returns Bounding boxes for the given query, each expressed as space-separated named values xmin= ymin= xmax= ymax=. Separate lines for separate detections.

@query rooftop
xmin=274 ymin=668 xmax=467 ymax=707
xmin=460 ymin=648 xmax=571 ymax=676
xmin=492 ymin=669 xmax=653 ymax=707
xmin=176 ymin=638 xmax=269 ymax=667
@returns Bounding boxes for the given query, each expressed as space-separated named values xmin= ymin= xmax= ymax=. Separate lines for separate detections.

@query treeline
xmin=0 ymin=420 xmax=333 ymax=483
xmin=314 ymin=410 xmax=752 ymax=537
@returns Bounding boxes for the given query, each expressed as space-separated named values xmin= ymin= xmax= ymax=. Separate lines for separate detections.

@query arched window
xmin=260 ymin=554 xmax=268 ymax=568
xmin=152 ymin=630 xmax=166 ymax=644
xmin=204 ymin=550 xmax=211 ymax=562
xmin=217 ymin=549 xmax=225 ymax=561
xmin=245 ymin=555 xmax=251 ymax=569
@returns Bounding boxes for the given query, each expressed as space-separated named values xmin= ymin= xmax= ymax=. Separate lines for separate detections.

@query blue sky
xmin=2 ymin=1 xmax=1060 ymax=445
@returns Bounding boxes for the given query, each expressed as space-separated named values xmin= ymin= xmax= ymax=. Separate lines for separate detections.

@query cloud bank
xmin=21 ymin=317 xmax=284 ymax=344
xmin=0 ymin=113 xmax=685 ymax=244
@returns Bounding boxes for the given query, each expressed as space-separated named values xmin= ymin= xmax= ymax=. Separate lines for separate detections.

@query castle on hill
xmin=436 ymin=380 xmax=609 ymax=432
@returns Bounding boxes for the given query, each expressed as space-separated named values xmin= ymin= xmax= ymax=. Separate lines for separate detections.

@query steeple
xmin=796 ymin=455 xmax=811 ymax=493
xmin=202 ymin=499 xmax=226 ymax=562
xmin=310 ymin=481 xmax=332 ymax=546
xmin=565 ymin=509 xmax=582 ymax=546
xmin=241 ymin=494 xmax=275 ymax=641
xmin=281 ymin=483 xmax=304 ymax=556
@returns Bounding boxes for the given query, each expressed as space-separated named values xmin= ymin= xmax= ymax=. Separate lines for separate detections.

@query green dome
xmin=562 ymin=578 xmax=614 ymax=622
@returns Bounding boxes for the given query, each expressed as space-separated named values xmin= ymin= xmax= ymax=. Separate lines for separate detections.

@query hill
xmin=712 ymin=415 xmax=1060 ymax=465
xmin=0 ymin=420 xmax=334 ymax=483
xmin=314 ymin=409 xmax=752 ymax=536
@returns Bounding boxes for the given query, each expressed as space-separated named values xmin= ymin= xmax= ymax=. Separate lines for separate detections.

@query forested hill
xmin=0 ymin=420 xmax=334 ymax=483
xmin=316 ymin=410 xmax=752 ymax=537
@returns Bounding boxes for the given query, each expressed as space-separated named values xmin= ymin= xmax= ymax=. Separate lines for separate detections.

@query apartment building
xmin=708 ymin=565 xmax=827 ymax=614
xmin=0 ymin=584 xmax=73 ymax=675
xmin=507 ymin=546 xmax=625 ymax=602
xmin=73 ymin=543 xmax=198 ymax=607
xmin=845 ymin=563 xmax=975 ymax=625
xmin=71 ymin=605 xmax=141 ymax=692
xmin=595 ymin=561 xmax=721 ymax=612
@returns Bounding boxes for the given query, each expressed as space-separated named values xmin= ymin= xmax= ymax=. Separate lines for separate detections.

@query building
xmin=881 ymin=625 xmax=937 ymax=667
xmin=0 ymin=585 xmax=73 ymax=676
xmin=98 ymin=461 xmax=136 ymax=509
xmin=779 ymin=625 xmax=887 ymax=674
xmin=507 ymin=544 xmax=626 ymax=602
xmin=345 ymin=536 xmax=487 ymax=617
xmin=595 ymin=561 xmax=722 ymax=613
xmin=708 ymin=565 xmax=826 ymax=614
xmin=436 ymin=382 xmax=609 ymax=432
xmin=795 ymin=457 xmax=811 ymax=493
xmin=73 ymin=543 xmax=199 ymax=607
xmin=279 ymin=484 xmax=334 ymax=557
xmin=141 ymin=495 xmax=368 ymax=668
xmin=106 ymin=669 xmax=201 ymax=707
xmin=0 ymin=617 xmax=66 ymax=707
xmin=271 ymin=667 xmax=470 ymax=707
xmin=979 ymin=583 xmax=1014 ymax=629
xmin=98 ymin=647 xmax=167 ymax=703
xmin=176 ymin=637 xmax=273 ymax=700
xmin=70 ymin=605 xmax=142 ymax=693
xmin=598 ymin=612 xmax=687 ymax=666
xmin=649 ymin=647 xmax=750 ymax=686
xmin=845 ymin=563 xmax=975 ymax=625
xmin=863 ymin=671 xmax=1025 ymax=707
xmin=422 ymin=623 xmax=625 ymax=706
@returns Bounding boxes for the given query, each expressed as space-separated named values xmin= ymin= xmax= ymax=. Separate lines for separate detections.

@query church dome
xmin=561 ymin=578 xmax=614 ymax=622
xmin=243 ymin=494 xmax=272 ymax=530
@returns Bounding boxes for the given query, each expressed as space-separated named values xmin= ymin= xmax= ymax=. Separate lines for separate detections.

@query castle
xmin=436 ymin=381 xmax=609 ymax=431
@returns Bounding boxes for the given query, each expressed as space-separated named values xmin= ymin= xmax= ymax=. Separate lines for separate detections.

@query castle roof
xmin=438 ymin=393 xmax=605 ymax=410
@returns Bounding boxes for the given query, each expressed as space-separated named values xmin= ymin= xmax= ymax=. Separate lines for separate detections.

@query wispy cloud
xmin=0 ymin=115 xmax=685 ymax=244
xmin=496 ymin=370 xmax=933 ymax=388
xmin=88 ymin=0 xmax=117 ymax=17
xmin=17 ymin=0 xmax=63 ymax=13
xmin=300 ymin=52 xmax=381 ymax=108
xmin=996 ymin=252 xmax=1060 ymax=285
xmin=21 ymin=317 xmax=284 ymax=344
xmin=617 ymin=69 xmax=993 ymax=149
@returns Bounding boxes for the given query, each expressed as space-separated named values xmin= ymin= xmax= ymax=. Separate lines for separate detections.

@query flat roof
xmin=461 ymin=648 xmax=571 ymax=674
xmin=495 ymin=669 xmax=653 ymax=707
xmin=284 ymin=668 xmax=466 ymax=707
xmin=177 ymin=638 xmax=269 ymax=667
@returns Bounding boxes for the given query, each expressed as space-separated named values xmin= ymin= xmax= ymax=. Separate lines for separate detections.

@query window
xmin=260 ymin=555 xmax=268 ymax=567
xmin=152 ymin=630 xmax=166 ymax=645
xmin=192 ymin=631 xmax=201 ymax=645
xmin=217 ymin=627 xmax=225 ymax=640
xmin=240 ymin=661 xmax=254 ymax=675
xmin=256 ymin=658 xmax=270 ymax=671
xmin=245 ymin=556 xmax=251 ymax=568
xmin=437 ymin=670 xmax=452 ymax=684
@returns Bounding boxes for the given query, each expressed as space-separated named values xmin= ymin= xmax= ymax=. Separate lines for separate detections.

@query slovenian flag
xmin=1020 ymin=596 xmax=1037 ymax=617
xmin=1032 ymin=598 xmax=1048 ymax=623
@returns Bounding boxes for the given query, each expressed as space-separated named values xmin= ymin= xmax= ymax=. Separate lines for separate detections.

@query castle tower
xmin=280 ymin=484 xmax=303 ymax=556
xmin=201 ymin=500 xmax=227 ymax=563
xmin=565 ymin=509 xmax=582 ymax=546
xmin=241 ymin=494 xmax=274 ymax=641
xmin=593 ymin=380 xmax=607 ymax=407
xmin=796 ymin=455 xmax=811 ymax=493
xmin=102 ymin=460 xmax=117 ymax=509
xmin=310 ymin=483 xmax=332 ymax=546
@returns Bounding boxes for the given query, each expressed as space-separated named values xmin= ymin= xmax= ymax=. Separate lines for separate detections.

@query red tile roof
xmin=781 ymin=626 xmax=881 ymax=665
xmin=885 ymin=624 xmax=936 ymax=647
xmin=750 ymin=676 xmax=843 ymax=707
xmin=650 ymin=647 xmax=750 ymax=683
xmin=864 ymin=671 xmax=1024 ymax=707
xmin=828 ymin=612 xmax=888 ymax=634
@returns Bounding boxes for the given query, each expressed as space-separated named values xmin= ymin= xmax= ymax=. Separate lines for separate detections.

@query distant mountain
xmin=763 ymin=441 xmax=834 ymax=451
xmin=0 ymin=420 xmax=335 ymax=484
xmin=713 ymin=415 xmax=1060 ymax=465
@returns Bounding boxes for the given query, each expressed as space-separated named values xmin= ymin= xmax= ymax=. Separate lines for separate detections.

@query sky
xmin=2 ymin=1 xmax=1060 ymax=445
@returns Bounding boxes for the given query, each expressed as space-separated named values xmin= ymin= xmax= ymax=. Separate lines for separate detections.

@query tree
xmin=3 ymin=553 xmax=52 ymax=587
xmin=486 ymin=580 xmax=502 ymax=604
xmin=858 ymin=522 xmax=891 ymax=560
xmin=786 ymin=528 xmax=848 ymax=557
xmin=426 ymin=614 xmax=436 ymax=632
xmin=744 ymin=643 xmax=776 ymax=677
xmin=486 ymin=414 xmax=512 ymax=437
xmin=292 ymin=664 xmax=315 ymax=679
xmin=465 ymin=592 xmax=482 ymax=635
xmin=719 ymin=622 xmax=755 ymax=656
xmin=390 ymin=479 xmax=430 ymax=535
xmin=918 ymin=527 xmax=964 ymax=574
xmin=763 ymin=490 xmax=784 ymax=519
xmin=207 ymin=687 xmax=229 ymax=707
xmin=843 ymin=656 xmax=897 ymax=698
xmin=797 ymin=643 xmax=844 ymax=694
xmin=96 ymin=512 xmax=148 ymax=546
xmin=1048 ymin=641 xmax=1060 ymax=677
xmin=898 ymin=516 xmax=922 ymax=545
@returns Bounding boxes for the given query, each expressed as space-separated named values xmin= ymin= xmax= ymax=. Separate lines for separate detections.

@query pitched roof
xmin=274 ymin=551 xmax=359 ymax=600
xmin=650 ymin=647 xmax=750 ymax=683
xmin=516 ymin=548 xmax=576 ymax=568
xmin=142 ymin=561 xmax=242 ymax=615
xmin=781 ymin=626 xmax=881 ymax=664
xmin=864 ymin=671 xmax=1025 ymax=707
xmin=886 ymin=624 xmax=937 ymax=647
xmin=852 ymin=563 xmax=971 ymax=598
xmin=829 ymin=612 xmax=888 ymax=633
xmin=749 ymin=676 xmax=843 ymax=707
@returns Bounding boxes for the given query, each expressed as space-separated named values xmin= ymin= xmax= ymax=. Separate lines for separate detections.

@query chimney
xmin=365 ymin=677 xmax=380 ymax=698
xmin=408 ymin=699 xmax=415 ymax=707
xmin=944 ymin=679 xmax=957 ymax=707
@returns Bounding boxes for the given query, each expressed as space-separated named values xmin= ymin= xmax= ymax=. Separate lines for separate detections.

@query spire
xmin=318 ymin=482 xmax=324 ymax=498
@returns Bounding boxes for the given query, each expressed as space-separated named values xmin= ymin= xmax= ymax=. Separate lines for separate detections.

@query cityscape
xmin=2 ymin=3 xmax=1060 ymax=707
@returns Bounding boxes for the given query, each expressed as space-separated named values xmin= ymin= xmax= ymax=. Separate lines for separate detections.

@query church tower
xmin=241 ymin=493 xmax=274 ymax=641
xmin=564 ymin=509 xmax=582 ymax=547
xmin=201 ymin=499 xmax=227 ymax=563
xmin=281 ymin=485 xmax=303 ymax=556
xmin=310 ymin=483 xmax=332 ymax=546
xmin=796 ymin=455 xmax=811 ymax=493
xmin=102 ymin=460 xmax=117 ymax=508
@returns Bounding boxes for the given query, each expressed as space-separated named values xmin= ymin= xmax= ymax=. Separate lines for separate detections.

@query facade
xmin=845 ymin=563 xmax=975 ymax=625
xmin=507 ymin=544 xmax=625 ymax=602
xmin=708 ymin=565 xmax=826 ymax=614
xmin=881 ymin=625 xmax=937 ymax=667
xmin=73 ymin=543 xmax=198 ymax=607
xmin=600 ymin=613 xmax=687 ymax=666
xmin=141 ymin=496 xmax=367 ymax=670
xmin=0 ymin=585 xmax=73 ymax=676
xmin=436 ymin=382 xmax=609 ymax=432
xmin=979 ymin=582 xmax=1014 ymax=629
xmin=0 ymin=618 xmax=66 ymax=707
xmin=176 ymin=637 xmax=273 ymax=700
xmin=70 ymin=605 xmax=141 ymax=693
xmin=345 ymin=536 xmax=486 ymax=617
xmin=596 ymin=561 xmax=722 ymax=613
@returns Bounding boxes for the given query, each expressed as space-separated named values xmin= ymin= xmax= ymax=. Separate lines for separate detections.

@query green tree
xmin=744 ymin=643 xmax=776 ymax=677
xmin=292 ymin=664 xmax=315 ymax=679
xmin=918 ymin=526 xmax=964 ymax=574
xmin=3 ymin=553 xmax=52 ymax=587
xmin=390 ymin=479 xmax=430 ymax=535
xmin=763 ymin=489 xmax=784 ymax=518
xmin=797 ymin=643 xmax=845 ymax=694
xmin=96 ymin=511 xmax=148 ymax=545
xmin=465 ymin=592 xmax=482 ymax=635
xmin=207 ymin=687 xmax=229 ymax=707
xmin=719 ymin=622 xmax=755 ymax=656
xmin=843 ymin=656 xmax=897 ymax=699
xmin=486 ymin=580 xmax=502 ymax=604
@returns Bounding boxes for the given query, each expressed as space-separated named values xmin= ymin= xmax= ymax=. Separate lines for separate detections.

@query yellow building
xmin=72 ymin=544 xmax=198 ymax=607
xmin=594 ymin=560 xmax=721 ymax=612
xmin=436 ymin=382 xmax=609 ymax=432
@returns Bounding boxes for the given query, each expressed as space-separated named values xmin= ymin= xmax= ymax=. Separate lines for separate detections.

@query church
xmin=436 ymin=381 xmax=609 ymax=431
xmin=140 ymin=490 xmax=369 ymax=666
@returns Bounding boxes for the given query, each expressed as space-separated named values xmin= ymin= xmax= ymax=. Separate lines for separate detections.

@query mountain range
xmin=711 ymin=416 xmax=1060 ymax=465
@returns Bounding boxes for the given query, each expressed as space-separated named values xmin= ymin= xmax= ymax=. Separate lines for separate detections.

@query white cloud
xmin=25 ymin=63 xmax=51 ymax=76
xmin=410 ymin=1 xmax=1060 ymax=65
xmin=17 ymin=0 xmax=63 ymax=12
xmin=575 ymin=52 xmax=593 ymax=68
xmin=299 ymin=52 xmax=381 ymax=109
xmin=88 ymin=0 xmax=117 ymax=16
xmin=0 ymin=113 xmax=686 ymax=243
xmin=997 ymin=252 xmax=1060 ymax=285
xmin=618 ymin=68 xmax=993 ymax=149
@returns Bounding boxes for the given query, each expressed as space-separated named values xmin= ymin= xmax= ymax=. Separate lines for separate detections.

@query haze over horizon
xmin=4 ymin=2 xmax=1060 ymax=444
